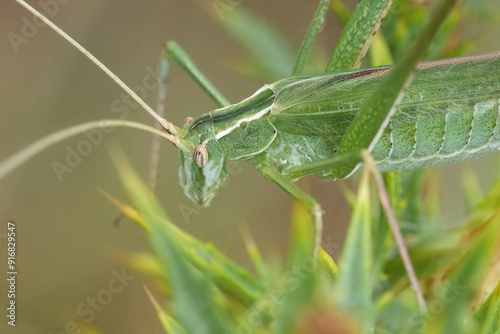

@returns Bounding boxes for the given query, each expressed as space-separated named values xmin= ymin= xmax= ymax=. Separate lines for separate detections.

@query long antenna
xmin=0 ymin=120 xmax=189 ymax=180
xmin=14 ymin=0 xmax=190 ymax=152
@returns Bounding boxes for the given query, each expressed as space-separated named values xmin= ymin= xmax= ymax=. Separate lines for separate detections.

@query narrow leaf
xmin=144 ymin=285 xmax=186 ymax=334
xmin=335 ymin=168 xmax=373 ymax=329
xmin=472 ymin=279 xmax=500 ymax=334
xmin=292 ymin=0 xmax=330 ymax=76
xmin=274 ymin=202 xmax=318 ymax=334
xmin=370 ymin=33 xmax=394 ymax=67
xmin=331 ymin=0 xmax=351 ymax=26
xmin=326 ymin=0 xmax=393 ymax=72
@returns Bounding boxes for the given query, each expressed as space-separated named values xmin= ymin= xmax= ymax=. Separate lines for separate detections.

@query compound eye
xmin=193 ymin=145 xmax=208 ymax=168
xmin=183 ymin=117 xmax=194 ymax=127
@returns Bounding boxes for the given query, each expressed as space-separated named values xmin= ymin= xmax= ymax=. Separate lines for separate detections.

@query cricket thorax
xmin=210 ymin=85 xmax=277 ymax=160
xmin=178 ymin=85 xmax=277 ymax=205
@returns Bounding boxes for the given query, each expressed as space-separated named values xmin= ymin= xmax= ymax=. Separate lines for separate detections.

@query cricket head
xmin=178 ymin=116 xmax=228 ymax=207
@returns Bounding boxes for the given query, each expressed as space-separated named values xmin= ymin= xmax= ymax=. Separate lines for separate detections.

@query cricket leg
xmin=257 ymin=151 xmax=362 ymax=258
xmin=256 ymin=164 xmax=323 ymax=258
xmin=163 ymin=41 xmax=230 ymax=108
xmin=149 ymin=54 xmax=169 ymax=193
xmin=361 ymin=151 xmax=426 ymax=310
xmin=288 ymin=149 xmax=363 ymax=180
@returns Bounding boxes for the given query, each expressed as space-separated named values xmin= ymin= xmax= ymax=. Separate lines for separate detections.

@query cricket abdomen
xmin=374 ymin=97 xmax=500 ymax=171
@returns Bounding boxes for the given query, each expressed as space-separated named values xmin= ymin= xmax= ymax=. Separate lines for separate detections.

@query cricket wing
xmin=266 ymin=53 xmax=500 ymax=178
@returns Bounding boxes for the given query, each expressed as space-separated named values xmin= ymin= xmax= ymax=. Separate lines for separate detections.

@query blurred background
xmin=0 ymin=0 xmax=499 ymax=333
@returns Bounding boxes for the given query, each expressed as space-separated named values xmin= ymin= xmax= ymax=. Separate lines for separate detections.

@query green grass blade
xmin=330 ymin=0 xmax=351 ymax=26
xmin=240 ymin=223 xmax=269 ymax=282
xmin=287 ymin=149 xmax=362 ymax=179
xmin=292 ymin=0 xmax=330 ymax=76
xmin=164 ymin=222 xmax=262 ymax=306
xmin=400 ymin=169 xmax=429 ymax=228
xmin=369 ymin=33 xmax=394 ymax=67
xmin=471 ymin=280 xmax=500 ymax=334
xmin=335 ymin=168 xmax=373 ymax=329
xmin=330 ymin=0 xmax=394 ymax=68
xmin=274 ymin=202 xmax=318 ymax=333
xmin=326 ymin=0 xmax=393 ymax=72
xmin=333 ymin=0 xmax=457 ymax=179
xmin=144 ymin=286 xmax=186 ymax=334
